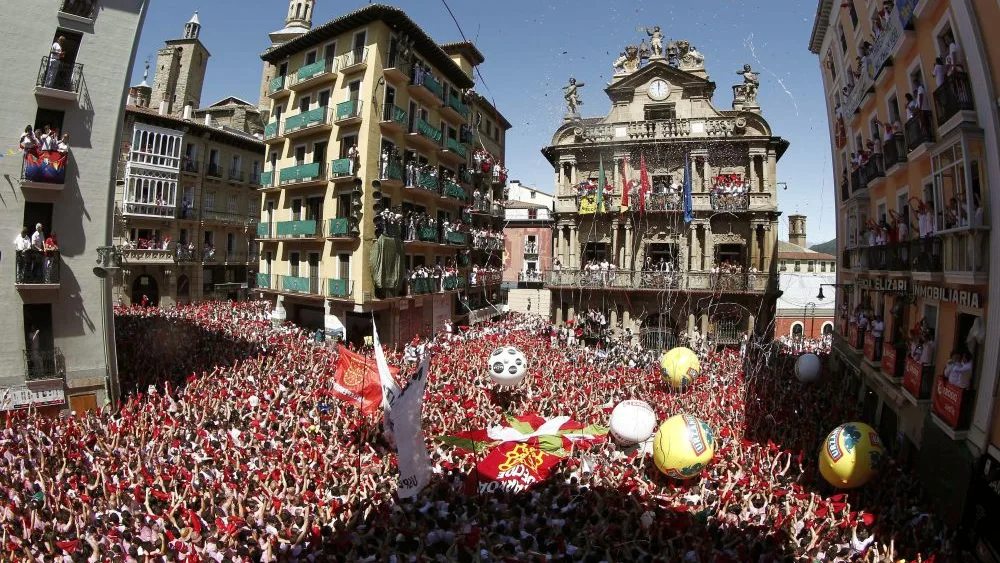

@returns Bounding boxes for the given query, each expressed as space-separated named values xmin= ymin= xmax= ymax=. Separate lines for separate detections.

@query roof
xmin=808 ymin=0 xmax=835 ymax=54
xmin=261 ymin=4 xmax=474 ymax=89
xmin=467 ymin=91 xmax=512 ymax=130
xmin=440 ymin=41 xmax=485 ymax=66
xmin=126 ymin=105 xmax=264 ymax=150
xmin=505 ymin=200 xmax=548 ymax=210
xmin=187 ymin=11 xmax=200 ymax=26
xmin=777 ymin=240 xmax=835 ymax=261
xmin=203 ymin=96 xmax=258 ymax=109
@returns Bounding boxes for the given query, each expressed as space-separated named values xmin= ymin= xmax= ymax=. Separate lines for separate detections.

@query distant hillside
xmin=810 ymin=239 xmax=837 ymax=255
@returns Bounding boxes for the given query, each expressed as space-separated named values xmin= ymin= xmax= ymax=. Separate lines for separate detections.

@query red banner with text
xmin=902 ymin=356 xmax=924 ymax=398
xmin=468 ymin=441 xmax=562 ymax=495
xmin=863 ymin=333 xmax=876 ymax=362
xmin=881 ymin=344 xmax=898 ymax=378
xmin=931 ymin=376 xmax=963 ymax=429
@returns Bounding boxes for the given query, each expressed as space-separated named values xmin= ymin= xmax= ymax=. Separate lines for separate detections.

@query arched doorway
xmin=176 ymin=275 xmax=190 ymax=305
xmin=822 ymin=322 xmax=834 ymax=336
xmin=131 ymin=275 xmax=159 ymax=306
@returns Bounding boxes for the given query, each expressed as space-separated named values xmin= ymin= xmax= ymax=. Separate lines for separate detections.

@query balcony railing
xmin=523 ymin=242 xmax=539 ymax=255
xmin=260 ymin=171 xmax=274 ymax=188
xmin=445 ymin=231 xmax=468 ymax=245
xmin=415 ymin=171 xmax=440 ymax=192
xmin=268 ymin=75 xmax=286 ymax=95
xmin=122 ymin=202 xmax=176 ymax=218
xmin=942 ymin=228 xmax=989 ymax=276
xmin=910 ymin=236 xmax=943 ymax=272
xmin=581 ymin=117 xmax=743 ymax=142
xmin=850 ymin=168 xmax=864 ymax=194
xmin=182 ymin=159 xmax=200 ymax=174
xmin=934 ymin=73 xmax=975 ymax=126
xmin=279 ymin=162 xmax=325 ymax=185
xmin=519 ymin=270 xmax=544 ymax=283
xmin=257 ymin=222 xmax=272 ymax=238
xmin=862 ymin=243 xmax=910 ymax=271
xmin=328 ymin=278 xmax=353 ymax=298
xmin=278 ymin=275 xmax=321 ymax=295
xmin=412 ymin=225 xmax=440 ymax=243
xmin=275 ymin=220 xmax=321 ymax=238
xmin=545 ymin=269 xmax=773 ymax=293
xmin=292 ymin=58 xmax=335 ymax=86
xmin=35 ymin=56 xmax=83 ymax=95
xmin=445 ymin=137 xmax=468 ymax=159
xmin=15 ymin=252 xmax=61 ymax=286
xmin=382 ymin=103 xmax=407 ymax=127
xmin=264 ymin=121 xmax=280 ymax=140
xmin=202 ymin=210 xmax=253 ymax=226
xmin=206 ymin=163 xmax=223 ymax=178
xmin=384 ymin=51 xmax=412 ymax=78
xmin=646 ymin=193 xmax=682 ymax=212
xmin=257 ymin=272 xmax=271 ymax=289
xmin=379 ymin=159 xmax=404 ymax=182
xmin=284 ymin=106 xmax=331 ymax=133
xmin=883 ymin=136 xmax=907 ymax=170
xmin=249 ymin=171 xmax=262 ymax=186
xmin=416 ymin=119 xmax=442 ymax=143
xmin=59 ymin=0 xmax=98 ymax=19
xmin=228 ymin=168 xmax=245 ymax=182
xmin=445 ymin=93 xmax=470 ymax=119
xmin=412 ymin=70 xmax=443 ymax=99
xmin=709 ymin=192 xmax=749 ymax=212
xmin=469 ymin=271 xmax=502 ymax=287
xmin=327 ymin=217 xmax=353 ymax=237
xmin=329 ymin=158 xmax=354 ymax=179
xmin=408 ymin=275 xmax=467 ymax=295
xmin=23 ymin=348 xmax=65 ymax=381
xmin=335 ymin=99 xmax=363 ymax=121
xmin=861 ymin=154 xmax=885 ymax=187
xmin=442 ymin=181 xmax=467 ymax=202
xmin=339 ymin=47 xmax=369 ymax=70
xmin=904 ymin=114 xmax=934 ymax=152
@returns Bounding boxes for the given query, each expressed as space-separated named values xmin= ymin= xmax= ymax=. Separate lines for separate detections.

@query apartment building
xmin=775 ymin=215 xmax=838 ymax=339
xmin=810 ymin=0 xmax=1000 ymax=546
xmin=0 ymin=0 xmax=148 ymax=413
xmin=256 ymin=3 xmax=508 ymax=344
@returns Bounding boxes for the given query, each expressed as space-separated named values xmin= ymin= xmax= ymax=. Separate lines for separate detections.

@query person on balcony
xmin=44 ymin=36 xmax=66 ymax=89
xmin=871 ymin=316 xmax=884 ymax=360
xmin=19 ymin=126 xmax=38 ymax=154
xmin=932 ymin=57 xmax=946 ymax=88
xmin=29 ymin=223 xmax=44 ymax=282
xmin=13 ymin=228 xmax=31 ymax=284
xmin=945 ymin=32 xmax=965 ymax=75
xmin=43 ymin=232 xmax=59 ymax=284
xmin=914 ymin=78 xmax=932 ymax=136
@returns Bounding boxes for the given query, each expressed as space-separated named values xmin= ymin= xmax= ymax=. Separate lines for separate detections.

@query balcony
xmin=20 ymin=151 xmax=68 ymax=191
xmin=221 ymin=252 xmax=252 ymax=264
xmin=275 ymin=220 xmax=322 ymax=239
xmin=338 ymin=47 xmax=369 ymax=74
xmin=942 ymin=228 xmax=989 ymax=284
xmin=519 ymin=270 xmax=544 ymax=285
xmin=709 ymin=192 xmax=749 ymax=212
xmin=267 ymin=75 xmax=289 ymax=98
xmin=329 ymin=158 xmax=355 ymax=181
xmin=840 ymin=178 xmax=850 ymax=202
xmin=409 ymin=70 xmax=444 ymax=106
xmin=440 ymin=137 xmax=468 ymax=162
xmin=441 ymin=93 xmax=470 ymax=123
xmin=206 ymin=163 xmax=223 ymax=179
xmin=334 ymin=100 xmax=364 ymax=125
xmin=411 ymin=171 xmax=440 ymax=194
xmin=23 ymin=349 xmax=65 ymax=382
xmin=201 ymin=210 xmax=253 ymax=226
xmin=182 ymin=159 xmax=200 ymax=175
xmin=328 ymin=278 xmax=353 ymax=299
xmin=904 ymin=114 xmax=934 ymax=153
xmin=863 ymin=243 xmax=910 ymax=271
xmin=326 ymin=217 xmax=355 ymax=239
xmin=58 ymin=0 xmax=98 ymax=21
xmin=278 ymin=275 xmax=321 ymax=295
xmin=257 ymin=222 xmax=273 ymax=239
xmin=278 ymin=162 xmax=326 ymax=187
xmin=289 ymin=58 xmax=336 ymax=90
xmin=384 ymin=51 xmax=412 ymax=84
xmin=544 ymin=270 xmax=773 ymax=294
xmin=931 ymin=376 xmax=971 ymax=433
xmin=121 ymin=201 xmax=176 ymax=218
xmin=380 ymin=103 xmax=408 ymax=133
xmin=378 ymin=159 xmax=404 ymax=185
xmin=933 ymin=73 xmax=975 ymax=131
xmin=409 ymin=225 xmax=440 ymax=244
xmin=862 ymin=154 xmax=885 ymax=187
xmin=881 ymin=342 xmax=904 ymax=380
xmin=523 ymin=241 xmax=539 ymax=255
xmin=469 ymin=271 xmax=502 ymax=287
xmin=264 ymin=121 xmax=280 ymax=141
xmin=259 ymin=171 xmax=275 ymax=190
xmin=910 ymin=236 xmax=943 ymax=274
xmin=34 ymin=57 xmax=83 ymax=101
xmin=645 ymin=193 xmax=682 ymax=213
xmin=902 ymin=356 xmax=933 ymax=402
xmin=174 ymin=247 xmax=197 ymax=263
xmin=580 ymin=117 xmax=746 ymax=142
xmin=14 ymin=253 xmax=61 ymax=295
xmin=201 ymin=248 xmax=218 ymax=263
xmin=228 ymin=168 xmax=245 ymax=183
xmin=445 ymin=231 xmax=468 ymax=245
xmin=409 ymin=119 xmax=442 ymax=151
xmin=256 ymin=272 xmax=271 ymax=289
xmin=442 ymin=181 xmax=468 ymax=203
xmin=283 ymin=106 xmax=332 ymax=138
xmin=249 ymin=171 xmax=262 ymax=186
xmin=850 ymin=168 xmax=865 ymax=196
xmin=883 ymin=136 xmax=907 ymax=171
xmin=122 ymin=248 xmax=175 ymax=264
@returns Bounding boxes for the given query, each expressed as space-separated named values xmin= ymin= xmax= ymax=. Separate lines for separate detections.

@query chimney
xmin=204 ymin=113 xmax=212 ymax=126
xmin=126 ymin=88 xmax=136 ymax=106
xmin=183 ymin=104 xmax=193 ymax=120
xmin=158 ymin=100 xmax=169 ymax=116
xmin=788 ymin=214 xmax=807 ymax=248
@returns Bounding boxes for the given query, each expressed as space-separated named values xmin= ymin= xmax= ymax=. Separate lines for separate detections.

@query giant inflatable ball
xmin=795 ymin=353 xmax=822 ymax=383
xmin=609 ymin=400 xmax=658 ymax=446
xmin=818 ymin=422 xmax=885 ymax=489
xmin=488 ymin=346 xmax=528 ymax=386
xmin=659 ymin=347 xmax=700 ymax=389
xmin=652 ymin=414 xmax=715 ymax=479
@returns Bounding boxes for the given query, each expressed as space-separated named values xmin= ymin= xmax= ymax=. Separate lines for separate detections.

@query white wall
xmin=507 ymin=181 xmax=554 ymax=208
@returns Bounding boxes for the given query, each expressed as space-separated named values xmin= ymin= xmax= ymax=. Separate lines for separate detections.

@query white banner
xmin=388 ymin=354 xmax=433 ymax=499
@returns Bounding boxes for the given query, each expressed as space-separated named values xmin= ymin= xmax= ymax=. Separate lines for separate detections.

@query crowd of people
xmin=710 ymin=175 xmax=750 ymax=211
xmin=19 ymin=124 xmax=70 ymax=155
xmin=12 ymin=223 xmax=60 ymax=285
xmin=0 ymin=300 xmax=963 ymax=561
xmin=471 ymin=229 xmax=504 ymax=251
xmin=472 ymin=148 xmax=508 ymax=185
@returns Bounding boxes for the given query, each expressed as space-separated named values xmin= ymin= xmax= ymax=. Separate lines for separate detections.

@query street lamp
xmin=816 ymin=283 xmax=852 ymax=301
xmin=804 ymin=302 xmax=816 ymax=339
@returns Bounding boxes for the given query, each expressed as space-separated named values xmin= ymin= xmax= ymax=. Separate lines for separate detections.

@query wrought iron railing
xmin=544 ymin=270 xmax=773 ymax=293
xmin=35 ymin=56 xmax=84 ymax=94
xmin=933 ymin=73 xmax=975 ymax=126
xmin=23 ymin=348 xmax=65 ymax=381
xmin=910 ymin=237 xmax=943 ymax=272
xmin=14 ymin=252 xmax=61 ymax=285
xmin=883 ymin=136 xmax=907 ymax=170
xmin=709 ymin=192 xmax=749 ymax=212
xmin=59 ymin=0 xmax=98 ymax=19
xmin=904 ymin=114 xmax=934 ymax=152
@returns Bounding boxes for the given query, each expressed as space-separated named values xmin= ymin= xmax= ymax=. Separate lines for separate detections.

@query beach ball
xmin=487 ymin=346 xmax=527 ymax=386
xmin=609 ymin=400 xmax=658 ymax=446
xmin=659 ymin=347 xmax=700 ymax=389
xmin=652 ymin=414 xmax=715 ymax=479
xmin=795 ymin=354 xmax=822 ymax=383
xmin=818 ymin=422 xmax=885 ymax=489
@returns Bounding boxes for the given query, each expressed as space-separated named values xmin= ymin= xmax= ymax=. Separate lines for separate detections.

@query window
xmin=352 ymin=30 xmax=367 ymax=55
xmin=821 ymin=262 xmax=827 ymax=272
xmin=644 ymin=104 xmax=676 ymax=121
xmin=204 ymin=191 xmax=215 ymax=211
xmin=794 ymin=260 xmax=801 ymax=272
xmin=226 ymin=233 xmax=235 ymax=255
xmin=289 ymin=252 xmax=300 ymax=277
xmin=779 ymin=260 xmax=787 ymax=272
xmin=932 ymin=141 xmax=978 ymax=230
xmin=294 ymin=145 xmax=306 ymax=166
xmin=203 ymin=230 xmax=214 ymax=246
xmin=791 ymin=323 xmax=804 ymax=337
xmin=583 ymin=242 xmax=608 ymax=262
xmin=338 ymin=193 xmax=351 ymax=218
xmin=339 ymin=135 xmax=358 ymax=159
xmin=338 ymin=253 xmax=350 ymax=279
xmin=838 ymin=24 xmax=848 ymax=53
xmin=227 ymin=195 xmax=238 ymax=214
xmin=887 ymin=94 xmax=901 ymax=124
xmin=807 ymin=261 xmax=815 ymax=272
xmin=291 ymin=199 xmax=302 ymax=221
xmin=529 ymin=191 xmax=536 ymax=199
xmin=323 ymin=42 xmax=337 ymax=62
xmin=831 ymin=262 xmax=836 ymax=272
xmin=305 ymin=50 xmax=317 ymax=65
xmin=528 ymin=208 xmax=537 ymax=220
xmin=347 ymin=80 xmax=361 ymax=101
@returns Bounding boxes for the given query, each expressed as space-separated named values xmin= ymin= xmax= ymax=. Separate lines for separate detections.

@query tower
xmin=258 ymin=0 xmax=315 ymax=119
xmin=788 ymin=214 xmax=807 ymax=248
xmin=150 ymin=11 xmax=211 ymax=116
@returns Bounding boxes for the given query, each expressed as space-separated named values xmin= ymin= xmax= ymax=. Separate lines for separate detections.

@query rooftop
xmin=126 ymin=105 xmax=264 ymax=150
xmin=777 ymin=240 xmax=835 ymax=261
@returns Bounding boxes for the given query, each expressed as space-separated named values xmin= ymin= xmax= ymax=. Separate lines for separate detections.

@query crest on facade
xmin=713 ymin=232 xmax=746 ymax=245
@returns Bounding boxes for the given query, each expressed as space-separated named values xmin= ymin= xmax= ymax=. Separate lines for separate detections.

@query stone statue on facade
xmin=562 ymin=77 xmax=584 ymax=115
xmin=676 ymin=41 xmax=705 ymax=71
xmin=736 ymin=63 xmax=760 ymax=104
xmin=618 ymin=44 xmax=647 ymax=74
xmin=641 ymin=26 xmax=664 ymax=58
xmin=665 ymin=40 xmax=680 ymax=68
xmin=613 ymin=51 xmax=628 ymax=75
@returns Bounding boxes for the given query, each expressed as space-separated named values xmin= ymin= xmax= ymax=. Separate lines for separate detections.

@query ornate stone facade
xmin=543 ymin=33 xmax=787 ymax=345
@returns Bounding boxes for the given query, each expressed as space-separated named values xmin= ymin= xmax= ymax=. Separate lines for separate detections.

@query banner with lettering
xmin=389 ymin=354 xmax=433 ymax=498
xmin=881 ymin=345 xmax=898 ymax=378
xmin=470 ymin=441 xmax=563 ymax=494
xmin=902 ymin=356 xmax=924 ymax=399
xmin=332 ymin=345 xmax=384 ymax=415
xmin=578 ymin=193 xmax=599 ymax=214
xmin=931 ymin=377 xmax=962 ymax=429
xmin=23 ymin=150 xmax=67 ymax=184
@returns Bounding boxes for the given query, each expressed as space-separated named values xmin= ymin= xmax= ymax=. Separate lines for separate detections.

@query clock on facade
xmin=648 ymin=79 xmax=670 ymax=101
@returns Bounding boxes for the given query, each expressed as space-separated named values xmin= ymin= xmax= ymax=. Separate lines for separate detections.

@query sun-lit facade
xmin=810 ymin=0 xmax=1000 ymax=538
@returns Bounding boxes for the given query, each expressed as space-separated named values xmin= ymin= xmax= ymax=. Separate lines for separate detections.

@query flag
xmin=373 ymin=321 xmax=401 ymax=437
xmin=388 ymin=354 xmax=433 ymax=498
xmin=639 ymin=154 xmax=651 ymax=215
xmin=596 ymin=157 xmax=605 ymax=213
xmin=439 ymin=413 xmax=609 ymax=457
xmin=683 ymin=152 xmax=694 ymax=223
xmin=620 ymin=158 xmax=630 ymax=211
xmin=470 ymin=440 xmax=563 ymax=494
xmin=331 ymin=345 xmax=384 ymax=415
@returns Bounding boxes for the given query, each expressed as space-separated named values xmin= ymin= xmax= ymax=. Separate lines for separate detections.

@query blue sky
xmin=130 ymin=0 xmax=836 ymax=245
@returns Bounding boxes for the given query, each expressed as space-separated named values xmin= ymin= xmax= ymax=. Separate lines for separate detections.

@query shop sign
xmin=915 ymin=285 xmax=983 ymax=309
xmin=881 ymin=344 xmax=898 ymax=378
xmin=0 ymin=386 xmax=65 ymax=412
xmin=903 ymin=356 xmax=924 ymax=398
xmin=857 ymin=278 xmax=908 ymax=292
xmin=864 ymin=332 xmax=877 ymax=361
xmin=931 ymin=376 xmax=963 ymax=429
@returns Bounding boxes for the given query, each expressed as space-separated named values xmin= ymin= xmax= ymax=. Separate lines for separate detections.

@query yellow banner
xmin=579 ymin=194 xmax=598 ymax=214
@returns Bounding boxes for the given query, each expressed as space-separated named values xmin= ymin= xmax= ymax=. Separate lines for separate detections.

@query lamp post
xmin=804 ymin=302 xmax=816 ymax=339
xmin=93 ymin=245 xmax=124 ymax=407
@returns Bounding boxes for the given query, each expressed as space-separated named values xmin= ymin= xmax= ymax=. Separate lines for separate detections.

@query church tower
xmin=151 ymin=11 xmax=211 ymax=116
xmin=258 ymin=0 xmax=315 ymax=119
xmin=788 ymin=214 xmax=808 ymax=248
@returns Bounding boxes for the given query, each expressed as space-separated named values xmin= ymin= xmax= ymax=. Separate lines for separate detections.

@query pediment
xmin=605 ymin=60 xmax=715 ymax=102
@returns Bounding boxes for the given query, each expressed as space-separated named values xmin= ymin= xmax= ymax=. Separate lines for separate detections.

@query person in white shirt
xmin=946 ymin=351 xmax=974 ymax=389
xmin=45 ymin=36 xmax=66 ymax=88
xmin=946 ymin=34 xmax=964 ymax=74
xmin=30 ymin=223 xmax=45 ymax=282
xmin=13 ymin=228 xmax=31 ymax=283
xmin=932 ymin=57 xmax=946 ymax=87
xmin=920 ymin=332 xmax=936 ymax=367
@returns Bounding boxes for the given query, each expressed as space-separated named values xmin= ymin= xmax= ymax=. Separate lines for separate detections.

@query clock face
xmin=648 ymin=79 xmax=670 ymax=101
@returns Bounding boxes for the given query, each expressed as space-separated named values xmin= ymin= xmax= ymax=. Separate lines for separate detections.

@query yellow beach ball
xmin=818 ymin=422 xmax=885 ymax=489
xmin=659 ymin=347 xmax=700 ymax=389
xmin=652 ymin=414 xmax=715 ymax=479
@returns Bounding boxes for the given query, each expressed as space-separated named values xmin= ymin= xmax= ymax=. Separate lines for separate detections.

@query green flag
xmin=596 ymin=156 xmax=605 ymax=212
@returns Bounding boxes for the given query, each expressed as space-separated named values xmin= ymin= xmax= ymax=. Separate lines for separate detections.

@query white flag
xmin=373 ymin=323 xmax=401 ymax=424
xmin=390 ymin=354 xmax=433 ymax=499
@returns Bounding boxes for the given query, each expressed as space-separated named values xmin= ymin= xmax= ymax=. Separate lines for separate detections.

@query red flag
xmin=639 ymin=154 xmax=651 ymax=215
xmin=467 ymin=441 xmax=562 ymax=495
xmin=620 ymin=158 xmax=630 ymax=209
xmin=332 ymin=345 xmax=385 ymax=415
